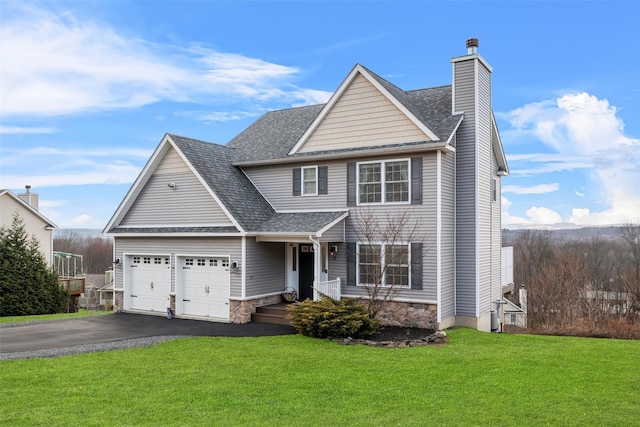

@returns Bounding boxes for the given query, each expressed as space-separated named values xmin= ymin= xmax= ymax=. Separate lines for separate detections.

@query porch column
xmin=309 ymin=235 xmax=321 ymax=300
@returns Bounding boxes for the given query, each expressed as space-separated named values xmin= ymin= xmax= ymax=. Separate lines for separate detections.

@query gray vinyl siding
xmin=454 ymin=59 xmax=478 ymax=317
xmin=339 ymin=152 xmax=439 ymax=302
xmin=243 ymin=160 xmax=347 ymax=211
xmin=440 ymin=150 xmax=456 ymax=320
xmin=329 ymin=241 xmax=348 ymax=282
xmin=121 ymin=171 xmax=233 ymax=227
xmin=492 ymin=154 xmax=503 ymax=310
xmin=245 ymin=238 xmax=285 ymax=297
xmin=477 ymin=62 xmax=493 ymax=315
xmin=113 ymin=236 xmax=242 ymax=297
xmin=320 ymin=221 xmax=345 ymax=242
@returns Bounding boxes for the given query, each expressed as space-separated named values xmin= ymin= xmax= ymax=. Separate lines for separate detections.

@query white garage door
xmin=179 ymin=257 xmax=230 ymax=320
xmin=128 ymin=255 xmax=171 ymax=313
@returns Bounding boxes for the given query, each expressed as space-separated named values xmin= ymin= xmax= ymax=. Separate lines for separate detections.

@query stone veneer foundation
xmin=229 ymin=294 xmax=283 ymax=324
xmin=376 ymin=301 xmax=438 ymax=329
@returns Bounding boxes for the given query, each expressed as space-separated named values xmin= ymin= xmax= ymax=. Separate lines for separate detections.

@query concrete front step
xmin=251 ymin=303 xmax=292 ymax=326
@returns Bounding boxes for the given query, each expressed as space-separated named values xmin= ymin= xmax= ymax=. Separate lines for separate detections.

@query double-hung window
xmin=302 ymin=166 xmax=317 ymax=196
xmin=357 ymin=243 xmax=409 ymax=287
xmin=358 ymin=160 xmax=409 ymax=204
xmin=294 ymin=166 xmax=327 ymax=196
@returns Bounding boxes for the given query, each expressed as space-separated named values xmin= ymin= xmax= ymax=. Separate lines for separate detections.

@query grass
xmin=0 ymin=309 xmax=112 ymax=324
xmin=0 ymin=328 xmax=638 ymax=426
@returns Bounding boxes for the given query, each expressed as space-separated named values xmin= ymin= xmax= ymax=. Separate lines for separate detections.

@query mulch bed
xmin=336 ymin=326 xmax=448 ymax=348
xmin=363 ymin=326 xmax=436 ymax=341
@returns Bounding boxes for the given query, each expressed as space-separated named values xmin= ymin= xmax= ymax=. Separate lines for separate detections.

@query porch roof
xmin=253 ymin=210 xmax=348 ymax=240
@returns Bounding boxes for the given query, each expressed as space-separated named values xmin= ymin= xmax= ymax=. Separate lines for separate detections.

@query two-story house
xmin=1 ymin=186 xmax=57 ymax=266
xmin=104 ymin=39 xmax=508 ymax=331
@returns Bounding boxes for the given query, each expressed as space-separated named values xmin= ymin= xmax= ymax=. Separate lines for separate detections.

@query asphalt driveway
xmin=0 ymin=313 xmax=296 ymax=356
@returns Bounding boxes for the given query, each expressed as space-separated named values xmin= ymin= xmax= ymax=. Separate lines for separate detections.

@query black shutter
xmin=346 ymin=242 xmax=356 ymax=286
xmin=410 ymin=242 xmax=423 ymax=290
xmin=318 ymin=166 xmax=328 ymax=195
xmin=411 ymin=157 xmax=423 ymax=205
xmin=347 ymin=162 xmax=356 ymax=206
xmin=293 ymin=168 xmax=301 ymax=196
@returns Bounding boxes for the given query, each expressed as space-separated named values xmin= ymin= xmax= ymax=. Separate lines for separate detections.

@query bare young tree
xmin=348 ymin=207 xmax=425 ymax=319
xmin=54 ymin=231 xmax=113 ymax=274
xmin=619 ymin=224 xmax=640 ymax=318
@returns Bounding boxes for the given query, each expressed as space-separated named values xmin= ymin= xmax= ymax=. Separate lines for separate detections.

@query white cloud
xmin=0 ymin=126 xmax=59 ymax=134
xmin=504 ymin=92 xmax=640 ymax=226
xmin=503 ymin=183 xmax=559 ymax=195
xmin=1 ymin=167 xmax=141 ymax=189
xmin=525 ymin=207 xmax=562 ymax=225
xmin=0 ymin=3 xmax=331 ymax=118
xmin=71 ymin=214 xmax=93 ymax=226
xmin=176 ymin=110 xmax=261 ymax=124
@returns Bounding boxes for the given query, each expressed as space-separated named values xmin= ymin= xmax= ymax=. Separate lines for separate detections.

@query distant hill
xmin=503 ymin=226 xmax=626 ymax=245
xmin=54 ymin=228 xmax=107 ymax=238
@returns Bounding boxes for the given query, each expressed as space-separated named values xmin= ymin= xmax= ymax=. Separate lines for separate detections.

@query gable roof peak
xmin=288 ymin=63 xmax=440 ymax=155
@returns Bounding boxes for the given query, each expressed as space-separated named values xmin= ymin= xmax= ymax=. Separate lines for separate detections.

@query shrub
xmin=0 ymin=214 xmax=68 ymax=316
xmin=287 ymin=296 xmax=377 ymax=338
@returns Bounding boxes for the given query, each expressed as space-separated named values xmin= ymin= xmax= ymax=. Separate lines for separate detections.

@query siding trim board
xmin=436 ymin=150 xmax=442 ymax=323
xmin=474 ymin=57 xmax=481 ymax=318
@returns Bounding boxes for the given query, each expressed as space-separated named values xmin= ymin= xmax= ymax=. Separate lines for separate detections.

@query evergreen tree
xmin=0 ymin=213 xmax=68 ymax=316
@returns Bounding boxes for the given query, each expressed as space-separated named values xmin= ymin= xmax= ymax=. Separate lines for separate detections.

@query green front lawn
xmin=1 ymin=328 xmax=638 ymax=426
xmin=0 ymin=309 xmax=112 ymax=324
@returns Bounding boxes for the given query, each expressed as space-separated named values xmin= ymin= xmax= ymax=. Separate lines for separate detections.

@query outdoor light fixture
xmin=167 ymin=182 xmax=177 ymax=190
xmin=231 ymin=261 xmax=238 ymax=272
xmin=330 ymin=245 xmax=338 ymax=258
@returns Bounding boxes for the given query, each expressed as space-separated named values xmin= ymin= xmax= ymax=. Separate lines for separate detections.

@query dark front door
xmin=298 ymin=245 xmax=314 ymax=301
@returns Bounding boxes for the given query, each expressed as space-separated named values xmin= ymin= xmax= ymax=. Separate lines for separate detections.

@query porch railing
xmin=314 ymin=278 xmax=341 ymax=301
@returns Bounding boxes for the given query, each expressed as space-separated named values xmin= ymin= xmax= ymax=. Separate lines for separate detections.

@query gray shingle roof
xmin=226 ymin=104 xmax=324 ymax=163
xmin=256 ymin=211 xmax=347 ymax=233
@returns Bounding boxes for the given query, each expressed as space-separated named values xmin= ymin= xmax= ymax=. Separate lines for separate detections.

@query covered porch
xmin=253 ymin=210 xmax=348 ymax=303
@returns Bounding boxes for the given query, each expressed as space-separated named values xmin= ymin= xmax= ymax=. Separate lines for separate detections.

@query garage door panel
xmin=129 ymin=256 xmax=171 ymax=313
xmin=180 ymin=257 xmax=230 ymax=320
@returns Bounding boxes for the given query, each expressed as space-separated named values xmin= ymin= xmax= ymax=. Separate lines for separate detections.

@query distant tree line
xmin=54 ymin=231 xmax=113 ymax=274
xmin=512 ymin=224 xmax=640 ymax=339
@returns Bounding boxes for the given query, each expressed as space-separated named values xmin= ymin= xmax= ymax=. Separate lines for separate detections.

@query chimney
xmin=466 ymin=38 xmax=479 ymax=55
xmin=18 ymin=185 xmax=39 ymax=210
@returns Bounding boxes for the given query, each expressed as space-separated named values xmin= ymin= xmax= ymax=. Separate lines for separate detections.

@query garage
xmin=127 ymin=255 xmax=171 ymax=313
xmin=178 ymin=256 xmax=230 ymax=320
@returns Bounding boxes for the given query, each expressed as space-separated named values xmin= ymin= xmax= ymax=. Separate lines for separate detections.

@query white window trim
xmin=356 ymin=158 xmax=411 ymax=205
xmin=301 ymin=165 xmax=318 ymax=196
xmin=356 ymin=242 xmax=411 ymax=288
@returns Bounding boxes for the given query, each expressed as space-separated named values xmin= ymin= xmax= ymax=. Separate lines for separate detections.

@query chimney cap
xmin=466 ymin=38 xmax=479 ymax=48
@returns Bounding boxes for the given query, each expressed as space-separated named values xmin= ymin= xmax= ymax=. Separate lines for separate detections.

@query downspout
xmin=309 ymin=234 xmax=321 ymax=300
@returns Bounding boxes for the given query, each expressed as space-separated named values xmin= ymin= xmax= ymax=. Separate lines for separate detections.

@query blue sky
xmin=1 ymin=0 xmax=639 ymax=230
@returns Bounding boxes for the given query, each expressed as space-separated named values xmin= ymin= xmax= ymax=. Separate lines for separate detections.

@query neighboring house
xmin=502 ymin=286 xmax=528 ymax=329
xmin=81 ymin=271 xmax=114 ymax=310
xmin=80 ymin=275 xmax=103 ymax=310
xmin=0 ymin=187 xmax=57 ymax=266
xmin=584 ymin=289 xmax=632 ymax=315
xmin=104 ymin=39 xmax=509 ymax=331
